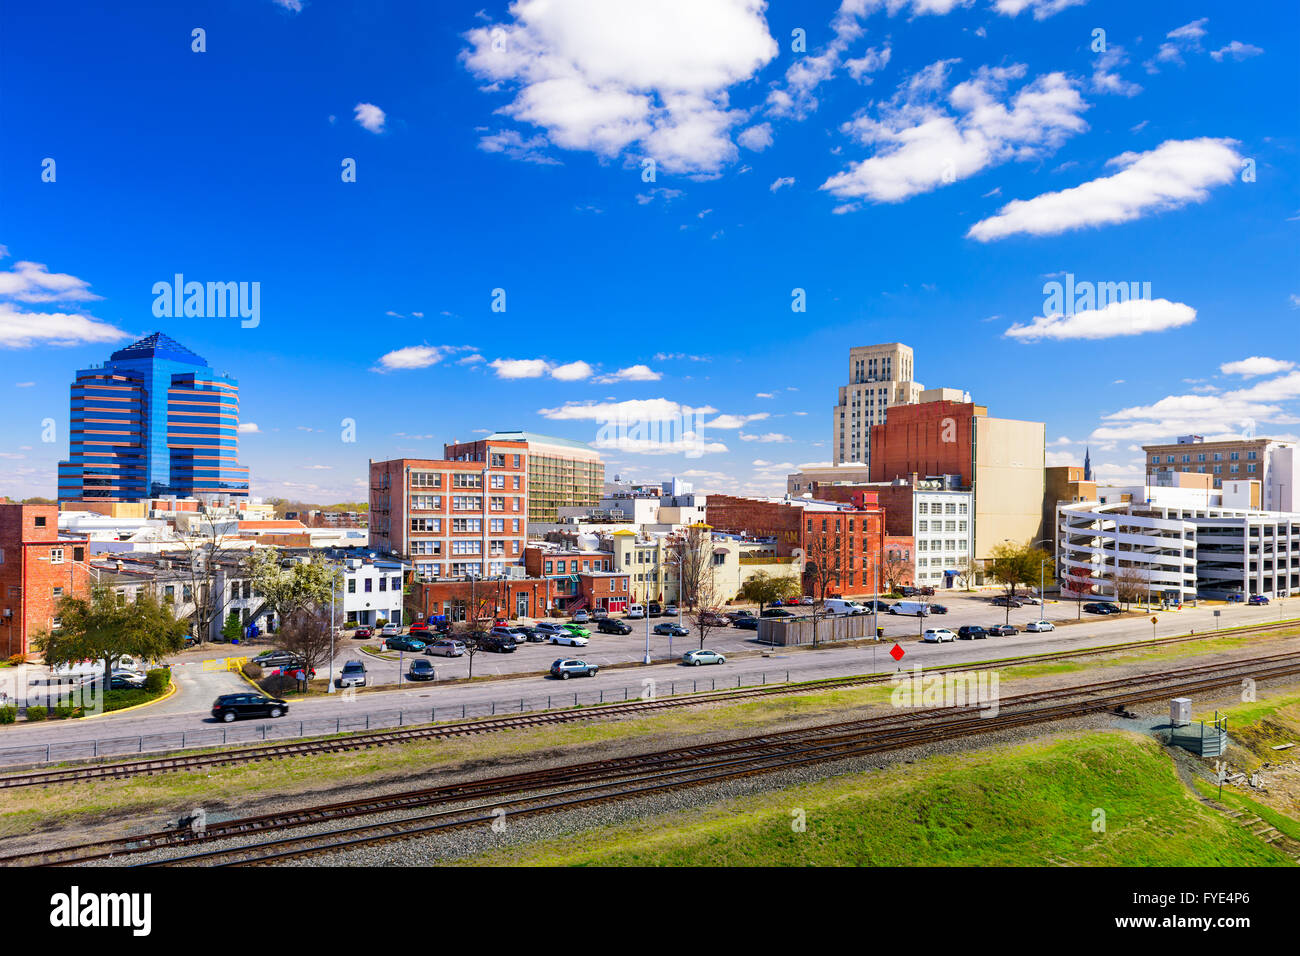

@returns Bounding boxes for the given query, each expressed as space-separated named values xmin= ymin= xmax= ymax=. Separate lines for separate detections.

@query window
xmin=491 ymin=453 xmax=506 ymax=468
xmin=411 ymin=540 xmax=441 ymax=555
xmin=513 ymin=476 xmax=520 ymax=490
xmin=410 ymin=495 xmax=441 ymax=510
xmin=557 ymin=560 xmax=566 ymax=573
xmin=50 ymin=548 xmax=64 ymax=564
xmin=347 ymin=579 xmax=356 ymax=594
xmin=452 ymin=495 xmax=482 ymax=511
xmin=410 ymin=518 xmax=440 ymax=533
xmin=512 ymin=519 xmax=520 ymax=532
xmin=365 ymin=579 xmax=372 ymax=592
xmin=918 ymin=502 xmax=928 ymax=514
xmin=379 ymin=577 xmax=387 ymax=591
xmin=513 ymin=454 xmax=521 ymax=468
xmin=453 ymin=474 xmax=481 ymax=488
xmin=490 ymin=518 xmax=505 ymax=533
xmin=544 ymin=561 xmax=553 ymax=574
xmin=452 ymin=517 xmax=481 ymax=533
xmin=34 ymin=516 xmax=47 ymax=527
xmin=490 ymin=496 xmax=506 ymax=511
xmin=52 ymin=586 xmax=63 ymax=599
xmin=490 ymin=475 xmax=505 ymax=489
xmin=411 ymin=471 xmax=441 ymax=488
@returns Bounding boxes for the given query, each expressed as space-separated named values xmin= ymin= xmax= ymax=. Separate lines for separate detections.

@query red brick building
xmin=0 ymin=502 xmax=91 ymax=659
xmin=412 ymin=569 xmax=629 ymax=621
xmin=869 ymin=400 xmax=979 ymax=485
xmin=706 ymin=492 xmax=912 ymax=597
xmin=369 ymin=438 xmax=529 ymax=576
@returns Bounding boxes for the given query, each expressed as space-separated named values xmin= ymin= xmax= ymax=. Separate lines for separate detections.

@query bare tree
xmin=273 ymin=606 xmax=335 ymax=693
xmin=803 ymin=535 xmax=843 ymax=648
xmin=455 ymin=583 xmax=494 ymax=680
xmin=1113 ymin=564 xmax=1145 ymax=610
xmin=881 ymin=547 xmax=910 ymax=594
xmin=953 ymin=555 xmax=978 ymax=591
xmin=671 ymin=525 xmax=723 ymax=650
xmin=171 ymin=510 xmax=245 ymax=646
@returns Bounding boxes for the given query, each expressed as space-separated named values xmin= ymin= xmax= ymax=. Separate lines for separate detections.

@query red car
xmin=409 ymin=621 xmax=431 ymax=636
xmin=353 ymin=626 xmax=373 ymax=639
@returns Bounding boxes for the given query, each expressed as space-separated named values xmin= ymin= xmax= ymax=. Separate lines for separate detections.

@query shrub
xmin=25 ymin=705 xmax=47 ymax=722
xmin=242 ymin=662 xmax=263 ymax=680
xmin=144 ymin=667 xmax=170 ymax=694
xmin=52 ymin=704 xmax=75 ymax=720
xmin=0 ymin=706 xmax=15 ymax=724
xmin=376 ymin=617 xmax=388 ymax=628
xmin=7 ymin=654 xmax=23 ymax=667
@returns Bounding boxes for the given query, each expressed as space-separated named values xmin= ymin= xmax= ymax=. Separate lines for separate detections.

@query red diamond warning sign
xmin=890 ymin=643 xmax=905 ymax=661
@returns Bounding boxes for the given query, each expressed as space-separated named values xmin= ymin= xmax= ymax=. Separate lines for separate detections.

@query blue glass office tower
xmin=58 ymin=332 xmax=250 ymax=502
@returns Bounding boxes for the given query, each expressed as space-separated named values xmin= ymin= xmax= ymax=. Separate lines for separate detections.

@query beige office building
xmin=832 ymin=343 xmax=923 ymax=467
xmin=1143 ymin=435 xmax=1295 ymax=512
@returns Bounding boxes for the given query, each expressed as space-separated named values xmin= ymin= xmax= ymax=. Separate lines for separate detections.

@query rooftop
xmin=109 ymin=332 xmax=209 ymax=367
xmin=486 ymin=430 xmax=601 ymax=455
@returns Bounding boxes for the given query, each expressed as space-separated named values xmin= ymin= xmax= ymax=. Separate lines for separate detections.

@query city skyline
xmin=3 ymin=0 xmax=1297 ymax=503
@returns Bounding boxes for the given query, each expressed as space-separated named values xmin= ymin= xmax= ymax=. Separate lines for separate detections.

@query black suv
xmin=647 ymin=602 xmax=663 ymax=618
xmin=211 ymin=693 xmax=288 ymax=723
xmin=761 ymin=608 xmax=794 ymax=618
xmin=1084 ymin=602 xmax=1121 ymax=614
xmin=479 ymin=634 xmax=518 ymax=653
xmin=597 ymin=618 xmax=633 ymax=635
xmin=957 ymin=626 xmax=988 ymax=640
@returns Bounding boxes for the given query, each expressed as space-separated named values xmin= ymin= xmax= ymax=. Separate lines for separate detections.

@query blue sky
xmin=2 ymin=0 xmax=1297 ymax=502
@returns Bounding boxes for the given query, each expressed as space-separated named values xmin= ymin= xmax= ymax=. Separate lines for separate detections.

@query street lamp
xmin=327 ymin=558 xmax=339 ymax=693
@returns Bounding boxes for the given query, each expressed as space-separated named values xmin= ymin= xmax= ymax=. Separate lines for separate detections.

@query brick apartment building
xmin=0 ymin=501 xmax=92 ymax=659
xmin=368 ymin=437 xmax=529 ymax=577
xmin=412 ymin=567 xmax=630 ymax=621
xmin=706 ymin=493 xmax=912 ymax=596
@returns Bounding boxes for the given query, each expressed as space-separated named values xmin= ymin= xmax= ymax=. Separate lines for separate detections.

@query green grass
xmin=461 ymin=732 xmax=1294 ymax=867
xmin=1192 ymin=779 xmax=1300 ymax=844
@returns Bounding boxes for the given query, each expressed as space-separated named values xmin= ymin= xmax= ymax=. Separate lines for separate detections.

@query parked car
xmin=663 ymin=604 xmax=679 ymax=616
xmin=683 ymin=649 xmax=726 ymax=666
xmin=408 ymin=621 xmax=431 ymax=636
xmin=516 ymin=627 xmax=547 ymax=642
xmin=590 ymin=608 xmax=609 ymax=620
xmin=251 ymin=649 xmax=306 ymax=670
xmin=109 ymin=672 xmax=146 ymax=690
xmin=549 ymin=631 xmax=589 ymax=647
xmin=491 ymin=625 xmax=530 ymax=642
xmin=798 ymin=596 xmax=816 ymax=606
xmin=698 ymin=611 xmax=731 ymax=627
xmin=733 ymin=617 xmax=760 ymax=630
xmin=479 ymin=634 xmax=518 ymax=653
xmin=897 ymin=586 xmax=919 ymax=597
xmin=1020 ymin=596 xmax=1043 ymax=606
xmin=923 ymin=628 xmax=956 ymax=643
xmin=858 ymin=600 xmax=892 ymax=612
xmin=1083 ymin=603 xmax=1120 ymax=615
xmin=725 ymin=610 xmax=754 ymax=623
xmin=957 ymin=625 xmax=988 ymax=640
xmin=352 ymin=626 xmax=373 ymax=639
xmin=626 ymin=604 xmax=646 ymax=619
xmin=1249 ymin=595 xmax=1270 ymax=605
xmin=561 ymin=623 xmax=591 ymax=639
xmin=647 ymin=602 xmax=663 ymax=618
xmin=379 ymin=623 xmax=403 ymax=637
xmin=532 ymin=621 xmax=568 ymax=638
xmin=597 ymin=618 xmax=633 ymax=635
xmin=991 ymin=596 xmax=1023 ymax=608
xmin=385 ymin=635 xmax=427 ymax=653
xmin=654 ymin=622 xmax=689 ymax=637
xmin=825 ymin=598 xmax=866 ymax=616
xmin=888 ymin=601 xmax=930 ymax=617
xmin=335 ymin=661 xmax=367 ymax=688
xmin=987 ymin=624 xmax=1018 ymax=636
xmin=918 ymin=586 xmax=936 ymax=596
xmin=406 ymin=659 xmax=437 ymax=681
xmin=211 ymin=693 xmax=288 ymax=722
xmin=424 ymin=639 xmax=465 ymax=657
xmin=928 ymin=604 xmax=949 ymax=615
xmin=571 ymin=610 xmax=591 ymax=624
xmin=1026 ymin=620 xmax=1056 ymax=632
xmin=761 ymin=608 xmax=794 ymax=618
xmin=550 ymin=658 xmax=599 ymax=679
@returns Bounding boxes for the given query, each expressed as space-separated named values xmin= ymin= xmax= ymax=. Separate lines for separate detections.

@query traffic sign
xmin=890 ymin=643 xmax=905 ymax=661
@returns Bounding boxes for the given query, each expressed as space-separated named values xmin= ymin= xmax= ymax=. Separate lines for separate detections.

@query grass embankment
xmin=465 ymin=732 xmax=1294 ymax=867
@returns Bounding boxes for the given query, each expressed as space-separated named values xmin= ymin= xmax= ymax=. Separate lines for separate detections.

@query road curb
xmin=80 ymin=680 xmax=178 ymax=720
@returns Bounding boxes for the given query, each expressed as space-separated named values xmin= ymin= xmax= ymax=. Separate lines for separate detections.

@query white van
xmin=625 ymin=604 xmax=646 ymax=619
xmin=825 ymin=598 xmax=866 ymax=616
xmin=888 ymin=601 xmax=930 ymax=617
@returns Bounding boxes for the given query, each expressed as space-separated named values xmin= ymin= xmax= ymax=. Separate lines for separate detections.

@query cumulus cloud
xmin=737 ymin=122 xmax=773 ymax=151
xmin=0 ymin=256 xmax=127 ymax=349
xmin=461 ymin=0 xmax=778 ymax=175
xmin=705 ymin=413 xmax=770 ymax=429
xmin=1210 ymin=41 xmax=1264 ymax=62
xmin=1091 ymin=45 xmax=1141 ymax=97
xmin=968 ymin=138 xmax=1241 ymax=241
xmin=1220 ymin=356 xmax=1296 ymax=378
xmin=237 ymin=423 xmax=261 ymax=434
xmin=769 ymin=176 xmax=795 ymax=192
xmin=1005 ymin=298 xmax=1196 ymax=341
xmin=1091 ymin=372 xmax=1300 ymax=444
xmin=550 ymin=360 xmax=594 ymax=381
xmin=593 ymin=364 xmax=662 ymax=383
xmin=992 ymin=0 xmax=1086 ymax=19
xmin=490 ymin=357 xmax=551 ymax=379
xmin=375 ymin=345 xmax=462 ymax=371
xmin=353 ymin=102 xmax=386 ymax=133
xmin=822 ymin=62 xmax=1088 ymax=203
xmin=539 ymin=398 xmax=716 ymax=422
xmin=766 ymin=2 xmax=891 ymax=120
xmin=478 ymin=129 xmax=562 ymax=164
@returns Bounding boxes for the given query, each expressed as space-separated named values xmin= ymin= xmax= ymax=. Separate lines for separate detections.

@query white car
xmin=379 ymin=623 xmax=402 ymax=637
xmin=923 ymin=628 xmax=956 ymax=643
xmin=625 ymin=604 xmax=646 ymax=619
xmin=1026 ymin=620 xmax=1055 ymax=632
xmin=663 ymin=604 xmax=679 ymax=616
xmin=550 ymin=633 xmax=589 ymax=647
xmin=1021 ymin=596 xmax=1044 ymax=606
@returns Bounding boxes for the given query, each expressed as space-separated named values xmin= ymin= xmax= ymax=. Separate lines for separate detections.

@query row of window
xmin=917 ymin=520 xmax=967 ymax=533
xmin=544 ymin=558 xmax=612 ymax=574
xmin=411 ymin=518 xmax=523 ymax=534
xmin=917 ymin=501 xmax=968 ymax=515
xmin=344 ymin=575 xmax=402 ymax=594
xmin=1151 ymin=450 xmax=1258 ymax=464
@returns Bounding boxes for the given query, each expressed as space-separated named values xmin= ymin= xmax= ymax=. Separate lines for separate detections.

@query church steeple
xmin=1083 ymin=446 xmax=1092 ymax=482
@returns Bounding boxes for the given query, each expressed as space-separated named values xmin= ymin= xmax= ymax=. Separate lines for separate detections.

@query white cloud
xmin=822 ymin=62 xmax=1088 ymax=203
xmin=478 ymin=129 xmax=562 ymax=164
xmin=550 ymin=360 xmax=594 ymax=381
xmin=968 ymin=138 xmax=1240 ymax=241
xmin=353 ymin=102 xmax=386 ymax=133
xmin=1006 ymin=298 xmax=1195 ymax=341
xmin=593 ymin=364 xmax=662 ymax=383
xmin=376 ymin=345 xmax=453 ymax=370
xmin=755 ymin=391 xmax=776 ymax=398
xmin=1210 ymin=41 xmax=1264 ymax=62
xmin=992 ymin=0 xmax=1086 ymax=19
xmin=1091 ymin=45 xmax=1141 ymax=97
xmin=1220 ymin=356 xmax=1296 ymax=378
xmin=0 ymin=259 xmax=101 ymax=303
xmin=539 ymin=398 xmax=716 ymax=422
xmin=237 ymin=422 xmax=261 ymax=434
xmin=457 ymin=353 xmax=486 ymax=365
xmin=490 ymin=357 xmax=551 ymax=379
xmin=740 ymin=431 xmax=792 ymax=443
xmin=705 ymin=413 xmax=769 ymax=429
xmin=1091 ymin=372 xmax=1300 ymax=445
xmin=737 ymin=123 xmax=773 ymax=151
xmin=461 ymin=0 xmax=778 ymax=175
xmin=0 ymin=304 xmax=127 ymax=349
xmin=769 ymin=176 xmax=795 ymax=192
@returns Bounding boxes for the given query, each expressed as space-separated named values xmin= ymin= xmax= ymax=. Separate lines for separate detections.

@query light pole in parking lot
xmin=643 ymin=609 xmax=651 ymax=665
xmin=327 ymin=557 xmax=339 ymax=694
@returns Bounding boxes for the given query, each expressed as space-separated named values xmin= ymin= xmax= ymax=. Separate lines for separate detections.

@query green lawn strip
xmin=0 ymin=681 xmax=899 ymax=841
xmin=460 ymin=732 xmax=1292 ymax=867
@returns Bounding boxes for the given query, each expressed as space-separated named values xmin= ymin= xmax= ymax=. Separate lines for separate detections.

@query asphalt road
xmin=0 ymin=597 xmax=1291 ymax=759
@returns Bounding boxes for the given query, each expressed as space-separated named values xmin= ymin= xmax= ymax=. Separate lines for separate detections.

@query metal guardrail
xmin=0 ymin=666 xmax=810 ymax=768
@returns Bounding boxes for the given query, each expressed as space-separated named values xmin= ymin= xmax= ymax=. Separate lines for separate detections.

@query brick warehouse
xmin=705 ymin=493 xmax=913 ymax=597
xmin=0 ymin=501 xmax=92 ymax=659
xmin=412 ymin=570 xmax=630 ymax=621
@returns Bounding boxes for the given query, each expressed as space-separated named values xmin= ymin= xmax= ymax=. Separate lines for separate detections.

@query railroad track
xmin=8 ymin=650 xmax=1299 ymax=867
xmin=1 ymin=616 xmax=1295 ymax=791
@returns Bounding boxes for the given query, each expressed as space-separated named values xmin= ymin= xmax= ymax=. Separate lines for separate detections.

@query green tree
xmin=221 ymin=611 xmax=243 ymax=643
xmin=739 ymin=570 xmax=800 ymax=615
xmin=33 ymin=588 xmax=187 ymax=682
xmin=988 ymin=542 xmax=1055 ymax=625
xmin=246 ymin=550 xmax=342 ymax=632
